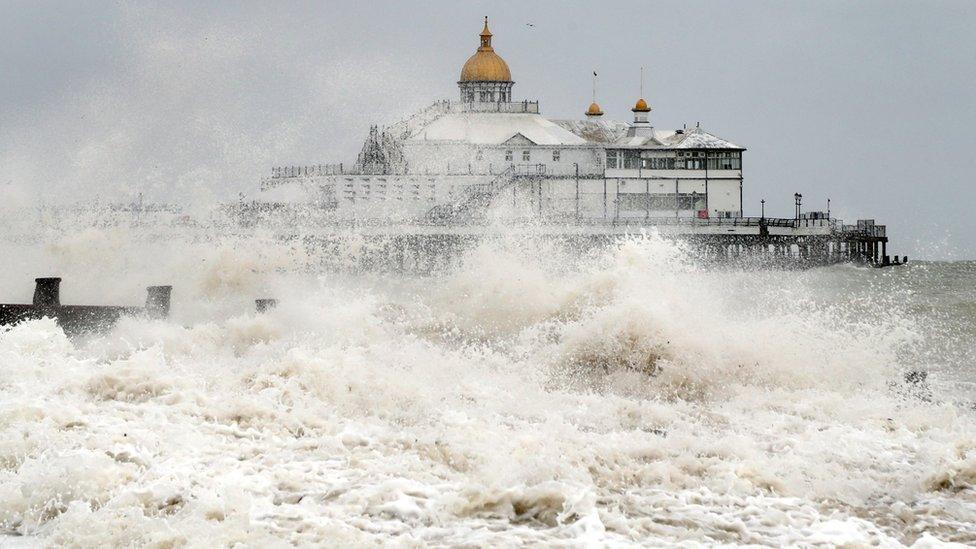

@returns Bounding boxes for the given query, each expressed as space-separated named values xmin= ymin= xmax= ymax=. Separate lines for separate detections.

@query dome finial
xmin=480 ymin=16 xmax=493 ymax=50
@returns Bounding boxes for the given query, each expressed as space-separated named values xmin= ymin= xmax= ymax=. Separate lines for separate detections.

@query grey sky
xmin=2 ymin=1 xmax=974 ymax=259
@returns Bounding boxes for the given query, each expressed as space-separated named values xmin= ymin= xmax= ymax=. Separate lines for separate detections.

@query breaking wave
xmin=0 ymin=226 xmax=973 ymax=546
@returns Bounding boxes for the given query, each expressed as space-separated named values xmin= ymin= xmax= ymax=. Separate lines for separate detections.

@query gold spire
xmin=480 ymin=16 xmax=492 ymax=49
xmin=460 ymin=16 xmax=512 ymax=82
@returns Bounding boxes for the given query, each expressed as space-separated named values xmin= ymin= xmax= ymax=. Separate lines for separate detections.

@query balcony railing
xmin=269 ymin=164 xmax=345 ymax=179
xmin=514 ymin=163 xmax=547 ymax=176
xmin=604 ymin=216 xmax=800 ymax=228
xmin=446 ymin=100 xmax=540 ymax=114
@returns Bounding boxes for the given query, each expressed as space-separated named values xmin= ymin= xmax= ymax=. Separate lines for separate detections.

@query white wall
xmin=401 ymin=141 xmax=603 ymax=176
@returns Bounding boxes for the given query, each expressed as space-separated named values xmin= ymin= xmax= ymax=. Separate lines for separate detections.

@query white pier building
xmin=259 ymin=17 xmax=745 ymax=226
xmin=251 ymin=18 xmax=891 ymax=267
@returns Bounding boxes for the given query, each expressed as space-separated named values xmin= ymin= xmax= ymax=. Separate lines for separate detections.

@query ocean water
xmin=0 ymin=227 xmax=974 ymax=547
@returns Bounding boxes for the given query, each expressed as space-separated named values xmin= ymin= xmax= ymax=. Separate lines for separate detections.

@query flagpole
xmin=592 ymin=71 xmax=597 ymax=104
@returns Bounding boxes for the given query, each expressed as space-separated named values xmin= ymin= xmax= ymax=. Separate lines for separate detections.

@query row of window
xmin=617 ymin=193 xmax=708 ymax=211
xmin=461 ymin=91 xmax=513 ymax=102
xmin=341 ymin=182 xmax=436 ymax=202
xmin=479 ymin=150 xmax=561 ymax=162
xmin=606 ymin=150 xmax=742 ymax=170
xmin=469 ymin=149 xmax=739 ymax=168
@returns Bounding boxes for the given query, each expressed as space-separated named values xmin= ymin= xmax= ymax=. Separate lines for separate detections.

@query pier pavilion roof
xmin=554 ymin=120 xmax=741 ymax=150
xmin=613 ymin=126 xmax=742 ymax=149
xmin=553 ymin=119 xmax=630 ymax=143
xmin=406 ymin=112 xmax=587 ymax=146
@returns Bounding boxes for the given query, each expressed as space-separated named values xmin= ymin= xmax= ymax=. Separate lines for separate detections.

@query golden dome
xmin=632 ymin=98 xmax=651 ymax=112
xmin=459 ymin=17 xmax=512 ymax=82
xmin=586 ymin=102 xmax=604 ymax=116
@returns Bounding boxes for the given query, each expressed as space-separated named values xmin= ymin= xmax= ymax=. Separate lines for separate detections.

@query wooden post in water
xmin=145 ymin=286 xmax=172 ymax=319
xmin=256 ymin=299 xmax=278 ymax=313
xmin=33 ymin=277 xmax=61 ymax=307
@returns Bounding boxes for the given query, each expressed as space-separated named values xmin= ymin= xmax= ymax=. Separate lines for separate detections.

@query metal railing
xmin=268 ymin=164 xmax=345 ymax=179
xmin=514 ymin=163 xmax=547 ymax=176
xmin=839 ymin=222 xmax=886 ymax=238
xmin=425 ymin=166 xmax=518 ymax=223
xmin=597 ymin=216 xmax=794 ymax=228
xmin=446 ymin=100 xmax=540 ymax=114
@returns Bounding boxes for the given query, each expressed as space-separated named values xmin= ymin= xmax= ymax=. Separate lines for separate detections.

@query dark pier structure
xmin=281 ymin=214 xmax=901 ymax=274
xmin=681 ymin=217 xmax=902 ymax=267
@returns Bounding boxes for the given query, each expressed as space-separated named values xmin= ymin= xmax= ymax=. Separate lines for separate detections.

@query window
xmin=522 ymin=150 xmax=530 ymax=162
xmin=552 ymin=149 xmax=561 ymax=162
xmin=617 ymin=193 xmax=650 ymax=211
xmin=677 ymin=151 xmax=708 ymax=170
xmin=649 ymin=195 xmax=677 ymax=210
xmin=618 ymin=193 xmax=706 ymax=211
xmin=618 ymin=193 xmax=676 ymax=211
xmin=705 ymin=151 xmax=741 ymax=170
xmin=606 ymin=150 xmax=620 ymax=169
xmin=641 ymin=157 xmax=676 ymax=170
xmin=623 ymin=150 xmax=640 ymax=169
xmin=505 ymin=150 xmax=513 ymax=161
xmin=676 ymin=193 xmax=707 ymax=210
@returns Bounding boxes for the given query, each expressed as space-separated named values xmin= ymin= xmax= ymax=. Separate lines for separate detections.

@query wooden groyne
xmin=0 ymin=278 xmax=172 ymax=335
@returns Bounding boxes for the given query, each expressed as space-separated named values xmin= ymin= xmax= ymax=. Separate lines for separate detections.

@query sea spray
xmin=0 ymin=228 xmax=973 ymax=545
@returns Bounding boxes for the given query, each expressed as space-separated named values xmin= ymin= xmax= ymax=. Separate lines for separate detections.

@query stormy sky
xmin=1 ymin=1 xmax=974 ymax=259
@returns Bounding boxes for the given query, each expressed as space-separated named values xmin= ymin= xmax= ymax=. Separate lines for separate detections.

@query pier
xmin=274 ymin=214 xmax=896 ymax=274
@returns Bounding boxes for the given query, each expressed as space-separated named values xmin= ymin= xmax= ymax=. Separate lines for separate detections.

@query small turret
xmin=632 ymin=97 xmax=651 ymax=123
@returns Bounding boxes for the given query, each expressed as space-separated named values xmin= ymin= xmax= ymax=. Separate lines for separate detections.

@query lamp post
xmin=827 ymin=198 xmax=831 ymax=219
xmin=574 ymin=162 xmax=580 ymax=223
xmin=761 ymin=198 xmax=765 ymax=220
